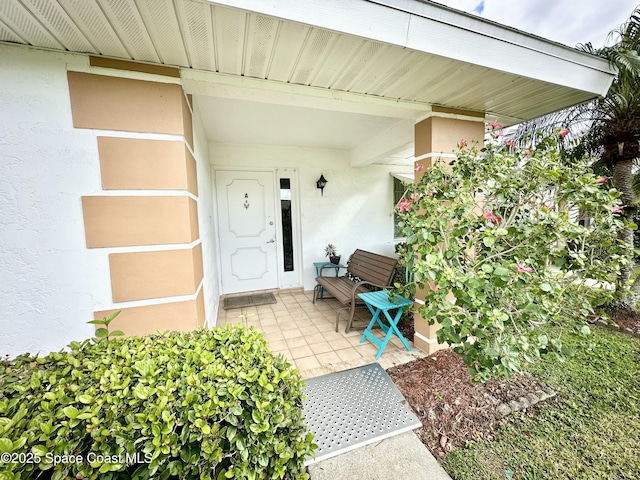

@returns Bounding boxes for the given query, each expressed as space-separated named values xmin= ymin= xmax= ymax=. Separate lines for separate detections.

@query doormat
xmin=223 ymin=293 xmax=277 ymax=310
xmin=301 ymin=363 xmax=421 ymax=465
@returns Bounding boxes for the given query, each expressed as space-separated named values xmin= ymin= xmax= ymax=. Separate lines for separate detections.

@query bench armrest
xmin=349 ymin=280 xmax=392 ymax=301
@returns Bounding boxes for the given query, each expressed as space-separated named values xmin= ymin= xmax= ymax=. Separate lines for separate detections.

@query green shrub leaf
xmin=0 ymin=437 xmax=13 ymax=453
xmin=95 ymin=328 xmax=108 ymax=338
xmin=63 ymin=406 xmax=79 ymax=419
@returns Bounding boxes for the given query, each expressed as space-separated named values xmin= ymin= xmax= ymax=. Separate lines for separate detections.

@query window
xmin=392 ymin=176 xmax=414 ymax=238
xmin=393 ymin=177 xmax=405 ymax=237
xmin=279 ymin=178 xmax=294 ymax=272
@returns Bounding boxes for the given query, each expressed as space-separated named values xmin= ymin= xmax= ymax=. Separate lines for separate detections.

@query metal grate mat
xmin=302 ymin=363 xmax=421 ymax=465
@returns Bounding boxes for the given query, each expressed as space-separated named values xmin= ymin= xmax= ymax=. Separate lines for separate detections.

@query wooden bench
xmin=313 ymin=249 xmax=398 ymax=333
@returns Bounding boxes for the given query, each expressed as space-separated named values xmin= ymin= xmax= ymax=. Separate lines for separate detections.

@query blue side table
xmin=358 ymin=290 xmax=413 ymax=358
xmin=313 ymin=261 xmax=345 ymax=298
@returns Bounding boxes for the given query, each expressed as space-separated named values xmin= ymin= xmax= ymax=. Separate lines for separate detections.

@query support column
xmin=68 ymin=61 xmax=205 ymax=336
xmin=412 ymin=107 xmax=485 ymax=354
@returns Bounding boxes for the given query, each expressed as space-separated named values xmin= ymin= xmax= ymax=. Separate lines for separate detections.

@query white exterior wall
xmin=0 ymin=45 xmax=101 ymax=357
xmin=210 ymin=143 xmax=412 ymax=292
xmin=192 ymin=104 xmax=220 ymax=326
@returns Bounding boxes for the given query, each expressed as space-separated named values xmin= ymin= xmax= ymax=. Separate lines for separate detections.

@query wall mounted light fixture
xmin=316 ymin=174 xmax=327 ymax=196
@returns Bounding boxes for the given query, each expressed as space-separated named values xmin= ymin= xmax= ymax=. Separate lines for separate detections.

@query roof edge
xmin=370 ymin=0 xmax=613 ymax=72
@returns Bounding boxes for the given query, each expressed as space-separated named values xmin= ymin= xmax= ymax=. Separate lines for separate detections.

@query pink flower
xmin=493 ymin=132 xmax=504 ymax=137
xmin=433 ymin=285 xmax=441 ymax=292
xmin=483 ymin=210 xmax=501 ymax=223
xmin=486 ymin=122 xmax=504 ymax=129
xmin=517 ymin=264 xmax=533 ymax=273
xmin=460 ymin=139 xmax=468 ymax=147
xmin=559 ymin=127 xmax=570 ymax=137
xmin=414 ymin=163 xmax=424 ymax=173
xmin=426 ymin=191 xmax=434 ymax=196
xmin=397 ymin=198 xmax=413 ymax=213
xmin=612 ymin=205 xmax=623 ymax=214
xmin=595 ymin=176 xmax=608 ymax=185
xmin=505 ymin=140 xmax=516 ymax=147
xmin=524 ymin=149 xmax=531 ymax=156
xmin=410 ymin=193 xmax=420 ymax=201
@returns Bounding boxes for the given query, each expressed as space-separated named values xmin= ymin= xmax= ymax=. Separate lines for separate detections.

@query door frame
xmin=275 ymin=167 xmax=302 ymax=290
xmin=212 ymin=167 xmax=302 ymax=294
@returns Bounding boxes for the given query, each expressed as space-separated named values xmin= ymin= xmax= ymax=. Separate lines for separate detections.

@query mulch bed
xmin=388 ymin=308 xmax=640 ymax=459
xmin=604 ymin=307 xmax=640 ymax=335
xmin=387 ymin=349 xmax=543 ymax=459
xmin=397 ymin=313 xmax=415 ymax=342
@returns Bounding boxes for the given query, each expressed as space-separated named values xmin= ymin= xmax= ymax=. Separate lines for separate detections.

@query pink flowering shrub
xmin=395 ymin=132 xmax=631 ymax=381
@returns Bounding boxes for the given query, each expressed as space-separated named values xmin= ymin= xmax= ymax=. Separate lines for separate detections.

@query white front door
xmin=216 ymin=170 xmax=278 ymax=294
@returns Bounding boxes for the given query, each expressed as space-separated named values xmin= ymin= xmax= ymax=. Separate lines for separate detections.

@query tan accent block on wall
xmin=82 ymin=196 xmax=199 ymax=248
xmin=415 ymin=116 xmax=485 ymax=157
xmin=186 ymin=146 xmax=198 ymax=196
xmin=188 ymin=195 xmax=200 ymax=241
xmin=109 ymin=244 xmax=203 ymax=302
xmin=413 ymin=309 xmax=441 ymax=340
xmin=181 ymin=93 xmax=193 ymax=150
xmin=98 ymin=137 xmax=198 ymax=195
xmin=415 ymin=282 xmax=429 ymax=302
xmin=413 ymin=307 xmax=449 ymax=354
xmin=414 ymin=334 xmax=449 ymax=354
xmin=196 ymin=288 xmax=205 ymax=327
xmin=94 ymin=296 xmax=203 ymax=337
xmin=67 ymin=71 xmax=190 ymax=138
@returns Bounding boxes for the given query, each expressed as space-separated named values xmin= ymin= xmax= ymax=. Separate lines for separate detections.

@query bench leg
xmin=312 ymin=284 xmax=320 ymax=304
xmin=335 ymin=306 xmax=349 ymax=332
xmin=344 ymin=301 xmax=357 ymax=334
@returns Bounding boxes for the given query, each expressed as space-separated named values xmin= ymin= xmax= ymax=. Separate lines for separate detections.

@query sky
xmin=434 ymin=0 xmax=640 ymax=48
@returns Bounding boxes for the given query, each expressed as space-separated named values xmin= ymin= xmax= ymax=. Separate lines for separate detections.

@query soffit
xmin=0 ymin=0 xmax=615 ymax=165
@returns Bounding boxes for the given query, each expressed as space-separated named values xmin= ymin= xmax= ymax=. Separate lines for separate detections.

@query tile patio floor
xmin=217 ymin=290 xmax=426 ymax=379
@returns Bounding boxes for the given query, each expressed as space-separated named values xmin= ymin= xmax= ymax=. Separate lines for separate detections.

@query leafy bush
xmin=396 ymin=128 xmax=633 ymax=381
xmin=0 ymin=325 xmax=315 ymax=479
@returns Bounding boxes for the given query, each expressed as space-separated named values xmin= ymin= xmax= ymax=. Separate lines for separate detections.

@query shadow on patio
xmin=217 ymin=290 xmax=426 ymax=379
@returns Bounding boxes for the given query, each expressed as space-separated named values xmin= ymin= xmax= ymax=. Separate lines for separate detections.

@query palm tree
xmin=514 ymin=7 xmax=640 ymax=309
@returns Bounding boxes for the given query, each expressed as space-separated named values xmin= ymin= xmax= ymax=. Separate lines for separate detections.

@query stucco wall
xmin=0 ymin=44 xmax=222 ymax=357
xmin=192 ymin=103 xmax=219 ymax=326
xmin=210 ymin=143 xmax=412 ymax=292
xmin=0 ymin=45 xmax=101 ymax=357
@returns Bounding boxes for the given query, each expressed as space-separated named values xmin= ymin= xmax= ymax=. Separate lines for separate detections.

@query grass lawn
xmin=441 ymin=325 xmax=640 ymax=479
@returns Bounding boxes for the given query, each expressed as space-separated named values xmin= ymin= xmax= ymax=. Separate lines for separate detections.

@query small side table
xmin=358 ymin=290 xmax=413 ymax=359
xmin=313 ymin=261 xmax=345 ymax=298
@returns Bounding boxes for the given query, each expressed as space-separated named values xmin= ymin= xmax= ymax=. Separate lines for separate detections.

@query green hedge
xmin=0 ymin=325 xmax=315 ymax=479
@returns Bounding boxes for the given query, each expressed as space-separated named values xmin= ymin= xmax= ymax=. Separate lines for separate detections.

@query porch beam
xmin=180 ymin=69 xmax=432 ymax=119
xmin=350 ymin=119 xmax=414 ymax=167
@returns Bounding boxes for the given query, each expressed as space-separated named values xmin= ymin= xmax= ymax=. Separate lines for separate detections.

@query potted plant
xmin=324 ymin=244 xmax=341 ymax=265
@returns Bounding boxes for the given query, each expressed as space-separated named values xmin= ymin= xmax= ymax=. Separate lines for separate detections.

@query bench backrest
xmin=347 ymin=249 xmax=398 ymax=287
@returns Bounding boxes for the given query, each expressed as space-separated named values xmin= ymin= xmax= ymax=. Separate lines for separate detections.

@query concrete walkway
xmin=308 ymin=431 xmax=452 ymax=480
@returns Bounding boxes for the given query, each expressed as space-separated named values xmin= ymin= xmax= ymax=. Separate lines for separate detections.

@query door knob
xmin=267 ymin=239 xmax=275 ymax=243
